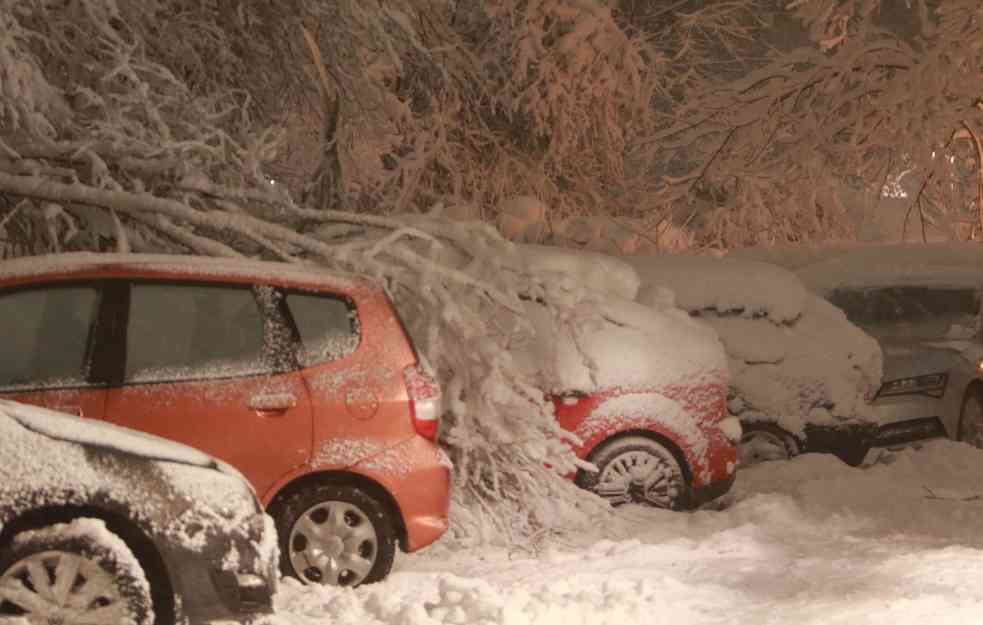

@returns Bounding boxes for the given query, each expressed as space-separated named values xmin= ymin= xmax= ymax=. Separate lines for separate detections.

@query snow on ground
xmin=259 ymin=440 xmax=983 ymax=625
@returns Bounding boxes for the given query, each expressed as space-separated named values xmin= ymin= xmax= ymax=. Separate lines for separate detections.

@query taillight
xmin=403 ymin=365 xmax=443 ymax=440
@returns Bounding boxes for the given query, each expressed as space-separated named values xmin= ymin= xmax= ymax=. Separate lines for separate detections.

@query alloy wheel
xmin=594 ymin=449 xmax=682 ymax=508
xmin=0 ymin=550 xmax=128 ymax=625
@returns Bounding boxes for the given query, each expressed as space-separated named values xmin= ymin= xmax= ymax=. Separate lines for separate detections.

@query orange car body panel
xmin=0 ymin=256 xmax=450 ymax=553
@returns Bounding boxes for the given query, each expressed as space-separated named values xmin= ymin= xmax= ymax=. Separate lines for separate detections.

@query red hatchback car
xmin=0 ymin=253 xmax=450 ymax=587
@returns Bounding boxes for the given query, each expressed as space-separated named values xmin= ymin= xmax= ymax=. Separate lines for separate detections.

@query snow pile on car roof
xmin=513 ymin=248 xmax=727 ymax=395
xmin=516 ymin=295 xmax=727 ymax=396
xmin=519 ymin=244 xmax=640 ymax=300
xmin=623 ymin=255 xmax=807 ymax=323
xmin=796 ymin=243 xmax=983 ymax=293
xmin=625 ymin=256 xmax=882 ymax=432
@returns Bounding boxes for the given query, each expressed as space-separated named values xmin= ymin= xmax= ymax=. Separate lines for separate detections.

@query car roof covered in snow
xmin=0 ymin=252 xmax=374 ymax=292
xmin=796 ymin=243 xmax=983 ymax=294
xmin=623 ymin=254 xmax=808 ymax=323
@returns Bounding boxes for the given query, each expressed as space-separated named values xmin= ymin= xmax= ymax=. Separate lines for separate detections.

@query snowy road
xmin=260 ymin=441 xmax=983 ymax=625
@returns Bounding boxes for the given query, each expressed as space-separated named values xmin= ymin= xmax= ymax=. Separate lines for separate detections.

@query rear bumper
xmin=354 ymin=436 xmax=451 ymax=552
xmin=685 ymin=428 xmax=738 ymax=508
xmin=688 ymin=472 xmax=737 ymax=509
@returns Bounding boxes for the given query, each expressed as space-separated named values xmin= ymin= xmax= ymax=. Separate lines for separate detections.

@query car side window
xmin=125 ymin=283 xmax=269 ymax=383
xmin=285 ymin=291 xmax=360 ymax=366
xmin=0 ymin=286 xmax=100 ymax=390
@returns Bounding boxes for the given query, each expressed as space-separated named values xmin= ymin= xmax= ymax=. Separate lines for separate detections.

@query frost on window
xmin=0 ymin=286 xmax=99 ymax=390
xmin=286 ymin=292 xmax=360 ymax=366
xmin=125 ymin=283 xmax=268 ymax=382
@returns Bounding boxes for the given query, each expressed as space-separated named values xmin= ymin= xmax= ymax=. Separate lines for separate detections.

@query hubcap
xmin=288 ymin=501 xmax=378 ymax=586
xmin=739 ymin=430 xmax=792 ymax=466
xmin=0 ymin=550 xmax=127 ymax=625
xmin=594 ymin=450 xmax=681 ymax=508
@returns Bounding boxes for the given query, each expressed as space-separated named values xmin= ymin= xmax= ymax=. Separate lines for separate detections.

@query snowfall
xmin=258 ymin=440 xmax=983 ymax=625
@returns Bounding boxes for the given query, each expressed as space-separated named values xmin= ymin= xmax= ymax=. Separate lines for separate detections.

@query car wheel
xmin=0 ymin=521 xmax=153 ymax=625
xmin=578 ymin=436 xmax=687 ymax=509
xmin=273 ymin=483 xmax=397 ymax=587
xmin=958 ymin=388 xmax=983 ymax=448
xmin=739 ymin=423 xmax=799 ymax=466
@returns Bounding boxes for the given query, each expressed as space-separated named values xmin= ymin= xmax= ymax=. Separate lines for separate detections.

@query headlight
xmin=876 ymin=373 xmax=948 ymax=399
xmin=976 ymin=358 xmax=983 ymax=376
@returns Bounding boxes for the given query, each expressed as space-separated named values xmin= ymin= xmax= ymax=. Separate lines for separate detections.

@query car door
xmin=101 ymin=280 xmax=312 ymax=499
xmin=0 ymin=281 xmax=108 ymax=418
xmin=280 ymin=288 xmax=417 ymax=465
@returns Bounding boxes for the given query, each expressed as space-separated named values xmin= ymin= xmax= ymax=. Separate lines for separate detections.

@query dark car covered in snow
xmin=625 ymin=255 xmax=884 ymax=467
xmin=0 ymin=400 xmax=278 ymax=625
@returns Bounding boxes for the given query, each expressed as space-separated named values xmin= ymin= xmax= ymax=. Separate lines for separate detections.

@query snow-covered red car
xmin=0 ymin=399 xmax=278 ymax=625
xmin=625 ymin=255 xmax=883 ymax=467
xmin=0 ymin=253 xmax=450 ymax=588
xmin=518 ymin=246 xmax=740 ymax=509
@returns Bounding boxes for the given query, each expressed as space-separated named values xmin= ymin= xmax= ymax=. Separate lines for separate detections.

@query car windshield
xmin=828 ymin=286 xmax=980 ymax=341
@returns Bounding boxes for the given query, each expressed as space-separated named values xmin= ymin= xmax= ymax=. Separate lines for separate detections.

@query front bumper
xmin=162 ymin=512 xmax=278 ymax=625
xmin=872 ymin=417 xmax=947 ymax=448
xmin=800 ymin=422 xmax=878 ymax=466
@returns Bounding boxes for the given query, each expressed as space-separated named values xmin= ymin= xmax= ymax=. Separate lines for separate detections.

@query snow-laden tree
xmin=652 ymin=0 xmax=983 ymax=245
xmin=0 ymin=0 xmax=625 ymax=543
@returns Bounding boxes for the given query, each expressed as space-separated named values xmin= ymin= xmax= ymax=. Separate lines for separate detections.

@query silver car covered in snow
xmin=0 ymin=400 xmax=278 ymax=625
xmin=799 ymin=244 xmax=983 ymax=449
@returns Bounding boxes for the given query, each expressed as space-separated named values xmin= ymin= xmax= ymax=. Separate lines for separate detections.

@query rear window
xmin=0 ymin=285 xmax=100 ymax=390
xmin=285 ymin=292 xmax=360 ymax=366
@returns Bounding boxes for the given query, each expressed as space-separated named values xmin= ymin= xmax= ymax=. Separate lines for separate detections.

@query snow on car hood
xmin=0 ymin=401 xmax=263 ymax=559
xmin=0 ymin=399 xmax=223 ymax=471
xmin=624 ymin=255 xmax=807 ymax=323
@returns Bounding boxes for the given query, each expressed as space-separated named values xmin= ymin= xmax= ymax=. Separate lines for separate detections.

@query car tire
xmin=577 ymin=435 xmax=687 ymax=509
xmin=957 ymin=387 xmax=983 ymax=448
xmin=273 ymin=483 xmax=397 ymax=587
xmin=739 ymin=423 xmax=799 ymax=466
xmin=0 ymin=520 xmax=154 ymax=625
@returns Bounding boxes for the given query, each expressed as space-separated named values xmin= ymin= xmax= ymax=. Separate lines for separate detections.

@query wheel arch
xmin=579 ymin=428 xmax=694 ymax=487
xmin=265 ymin=470 xmax=409 ymax=551
xmin=0 ymin=503 xmax=175 ymax=625
xmin=957 ymin=379 xmax=983 ymax=440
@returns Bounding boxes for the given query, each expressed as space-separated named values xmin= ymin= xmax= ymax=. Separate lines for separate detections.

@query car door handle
xmin=247 ymin=393 xmax=297 ymax=414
